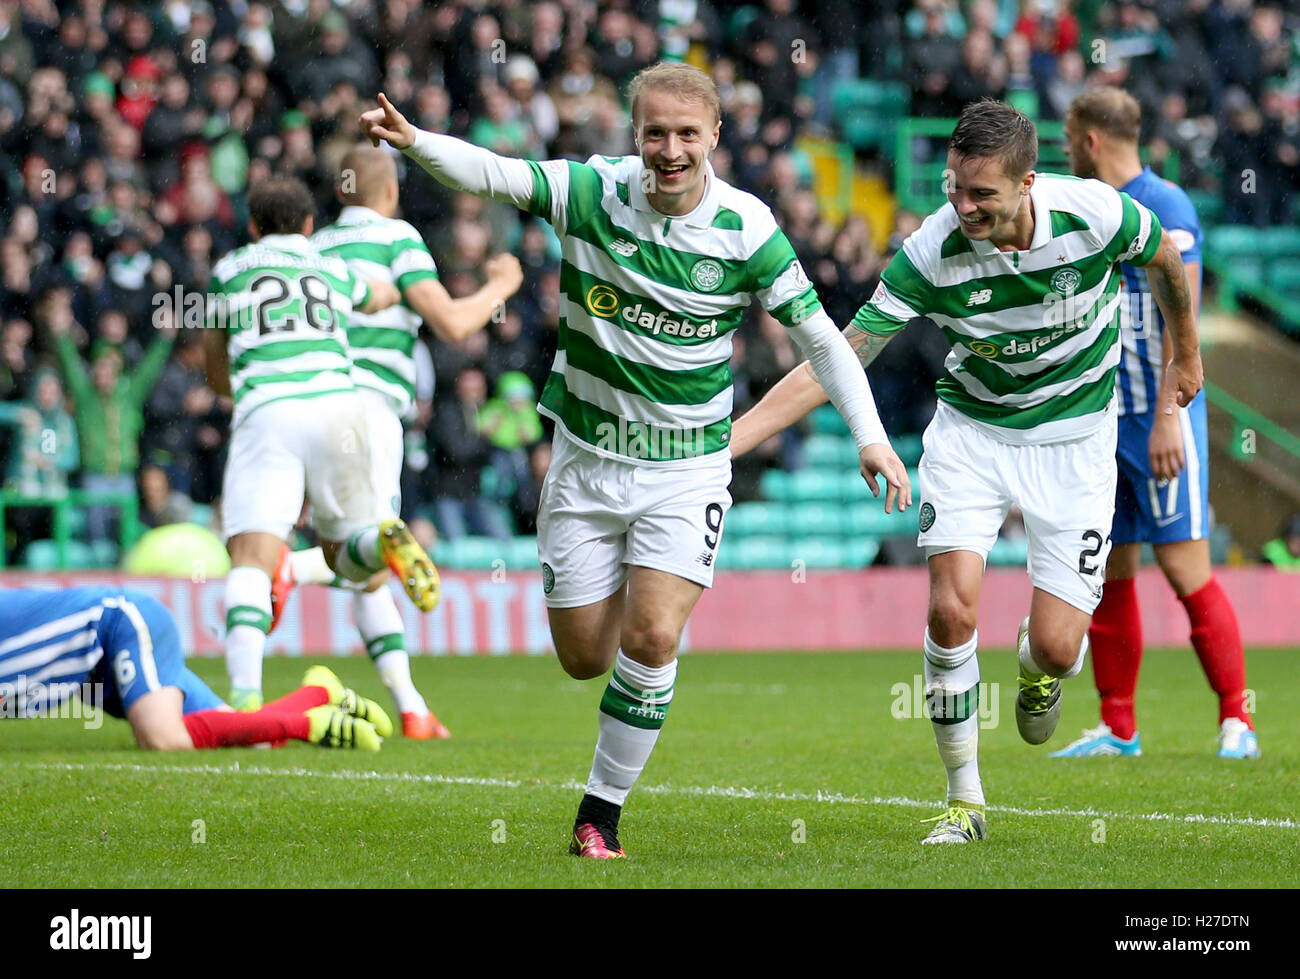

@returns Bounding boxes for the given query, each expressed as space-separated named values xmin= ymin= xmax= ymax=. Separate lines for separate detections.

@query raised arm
xmin=361 ymin=93 xmax=537 ymax=209
xmin=405 ymin=254 xmax=524 ymax=343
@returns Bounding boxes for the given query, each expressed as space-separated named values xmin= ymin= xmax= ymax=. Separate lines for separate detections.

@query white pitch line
xmin=12 ymin=760 xmax=1298 ymax=831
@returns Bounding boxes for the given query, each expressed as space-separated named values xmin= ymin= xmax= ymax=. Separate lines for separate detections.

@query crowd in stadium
xmin=1 ymin=0 xmax=1298 ymax=564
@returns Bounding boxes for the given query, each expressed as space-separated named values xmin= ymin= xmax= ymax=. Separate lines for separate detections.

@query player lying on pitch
xmin=0 ymin=586 xmax=392 ymax=750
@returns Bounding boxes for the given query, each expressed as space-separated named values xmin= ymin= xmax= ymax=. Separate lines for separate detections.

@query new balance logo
xmin=697 ymin=551 xmax=715 ymax=567
xmin=609 ymin=238 xmax=639 ymax=256
xmin=967 ymin=288 xmax=993 ymax=306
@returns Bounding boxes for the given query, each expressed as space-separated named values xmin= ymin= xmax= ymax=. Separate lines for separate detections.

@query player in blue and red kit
xmin=1 ymin=586 xmax=389 ymax=750
xmin=1056 ymin=87 xmax=1257 ymax=759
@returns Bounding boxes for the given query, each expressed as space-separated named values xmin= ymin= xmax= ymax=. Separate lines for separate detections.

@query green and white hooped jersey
xmin=523 ymin=154 xmax=821 ymax=466
xmin=312 ymin=206 xmax=439 ymax=419
xmin=853 ymin=173 xmax=1163 ymax=444
xmin=208 ymin=233 xmax=369 ymax=430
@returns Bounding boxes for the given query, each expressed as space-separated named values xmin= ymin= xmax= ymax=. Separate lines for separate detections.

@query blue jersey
xmin=1116 ymin=166 xmax=1202 ymax=416
xmin=0 ymin=587 xmax=222 ymax=719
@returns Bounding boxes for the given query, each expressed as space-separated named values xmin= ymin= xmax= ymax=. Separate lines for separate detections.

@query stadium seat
xmin=89 ymin=539 xmax=119 ymax=568
xmin=808 ymin=404 xmax=849 ymax=435
xmin=508 ymin=536 xmax=539 ymax=569
xmin=894 ymin=433 xmax=924 ymax=467
xmin=788 ymin=502 xmax=846 ymax=536
xmin=794 ymin=537 xmax=852 ymax=568
xmin=758 ymin=468 xmax=792 ymax=501
xmin=803 ymin=434 xmax=858 ymax=470
xmin=439 ymin=536 xmax=507 ymax=570
xmin=846 ymin=505 xmax=916 ymax=537
xmin=727 ymin=536 xmax=793 ymax=570
xmin=725 ymin=502 xmax=790 ymax=538
xmin=22 ymin=539 xmax=97 ymax=570
xmin=1206 ymin=225 xmax=1261 ymax=258
xmin=1257 ymin=226 xmax=1300 ymax=257
xmin=1266 ymin=258 xmax=1300 ymax=293
xmin=987 ymin=536 xmax=1030 ymax=566
xmin=788 ymin=469 xmax=842 ymax=502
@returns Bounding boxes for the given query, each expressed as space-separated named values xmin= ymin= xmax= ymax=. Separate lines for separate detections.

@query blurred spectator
xmin=138 ymin=462 xmax=193 ymax=529
xmin=50 ymin=312 xmax=174 ymax=543
xmin=1262 ymin=514 xmax=1300 ymax=572
xmin=142 ymin=329 xmax=217 ymax=495
xmin=907 ymin=0 xmax=964 ymax=117
xmin=0 ymin=367 xmax=77 ymax=561
xmin=429 ymin=366 xmax=512 ymax=541
xmin=0 ymin=318 xmax=34 ymax=400
xmin=0 ymin=367 xmax=77 ymax=494
xmin=479 ymin=370 xmax=543 ymax=519
xmin=740 ymin=0 xmax=818 ymax=124
xmin=511 ymin=440 xmax=552 ymax=535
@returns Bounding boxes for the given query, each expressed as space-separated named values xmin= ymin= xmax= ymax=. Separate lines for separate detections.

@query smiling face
xmin=945 ymin=150 xmax=1034 ymax=246
xmin=634 ymin=88 xmax=720 ymax=216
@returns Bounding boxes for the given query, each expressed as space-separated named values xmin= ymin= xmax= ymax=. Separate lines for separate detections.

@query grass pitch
xmin=3 ymin=649 xmax=1296 ymax=888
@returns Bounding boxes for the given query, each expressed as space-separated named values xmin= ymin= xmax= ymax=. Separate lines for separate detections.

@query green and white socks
xmin=924 ymin=629 xmax=984 ymax=810
xmin=355 ymin=586 xmax=427 ymax=715
xmin=290 ymin=545 xmax=427 ymax=716
xmin=225 ymin=565 xmax=272 ymax=706
xmin=585 ymin=651 xmax=676 ymax=805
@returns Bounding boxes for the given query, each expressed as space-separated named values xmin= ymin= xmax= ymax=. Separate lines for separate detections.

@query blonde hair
xmin=626 ymin=62 xmax=721 ymax=127
xmin=1068 ymin=86 xmax=1142 ymax=145
xmin=338 ymin=142 xmax=397 ymax=207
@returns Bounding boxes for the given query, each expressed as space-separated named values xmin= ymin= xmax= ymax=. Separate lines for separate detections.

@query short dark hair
xmin=949 ymin=99 xmax=1038 ymax=179
xmin=1068 ymin=86 xmax=1142 ymax=144
xmin=248 ymin=177 xmax=315 ymax=236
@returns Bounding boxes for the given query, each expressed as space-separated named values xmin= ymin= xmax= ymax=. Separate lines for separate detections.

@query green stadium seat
xmin=789 ymin=502 xmax=846 ymax=536
xmin=725 ymin=502 xmax=790 ymax=538
xmin=1266 ymin=258 xmax=1300 ymax=293
xmin=808 ymin=404 xmax=849 ymax=435
xmin=438 ymin=536 xmax=508 ymax=570
xmin=841 ymin=113 xmax=897 ymax=153
xmin=894 ymin=433 xmax=924 ymax=467
xmin=89 ymin=539 xmax=118 ymax=568
xmin=831 ymin=79 xmax=910 ymax=119
xmin=727 ymin=536 xmax=792 ymax=570
xmin=788 ymin=469 xmax=842 ymax=502
xmin=988 ymin=536 xmax=1030 ymax=566
xmin=1226 ymin=256 xmax=1265 ymax=286
xmin=1206 ymin=225 xmax=1261 ymax=258
xmin=803 ymin=434 xmax=858 ymax=470
xmin=1257 ymin=226 xmax=1300 ymax=257
xmin=794 ymin=538 xmax=852 ymax=568
xmin=845 ymin=537 xmax=882 ymax=567
xmin=190 ymin=503 xmax=213 ymax=529
xmin=758 ymin=468 xmax=791 ymax=501
xmin=22 ymin=539 xmax=97 ymax=570
xmin=508 ymin=536 xmax=539 ymax=569
xmin=846 ymin=505 xmax=916 ymax=537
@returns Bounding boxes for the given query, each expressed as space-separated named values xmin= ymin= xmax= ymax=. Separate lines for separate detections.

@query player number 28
xmin=250 ymin=273 xmax=337 ymax=335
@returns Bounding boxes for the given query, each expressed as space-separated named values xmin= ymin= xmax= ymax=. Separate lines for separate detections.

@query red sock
xmin=1089 ymin=577 xmax=1142 ymax=740
xmin=263 ymin=684 xmax=331 ymax=714
xmin=182 ymin=708 xmax=310 ymax=748
xmin=1180 ymin=577 xmax=1251 ymax=728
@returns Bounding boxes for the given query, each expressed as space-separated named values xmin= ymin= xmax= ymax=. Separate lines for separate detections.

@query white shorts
xmin=918 ymin=402 xmax=1118 ymax=613
xmin=359 ymin=388 xmax=404 ymax=520
xmin=222 ymin=393 xmax=376 ymax=543
xmin=536 ymin=430 xmax=732 ymax=608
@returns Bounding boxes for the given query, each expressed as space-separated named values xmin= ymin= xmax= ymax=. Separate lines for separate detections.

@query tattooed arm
xmin=1139 ymin=228 xmax=1204 ymax=414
